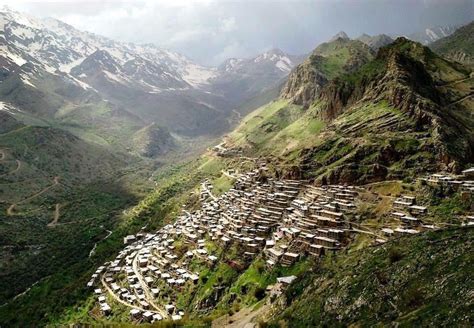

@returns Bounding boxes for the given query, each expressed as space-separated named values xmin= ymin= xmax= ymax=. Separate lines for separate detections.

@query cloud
xmin=219 ymin=16 xmax=237 ymax=33
xmin=2 ymin=0 xmax=472 ymax=65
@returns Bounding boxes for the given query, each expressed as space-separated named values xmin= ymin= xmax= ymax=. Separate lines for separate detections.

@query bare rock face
xmin=280 ymin=60 xmax=328 ymax=107
xmin=280 ymin=38 xmax=374 ymax=108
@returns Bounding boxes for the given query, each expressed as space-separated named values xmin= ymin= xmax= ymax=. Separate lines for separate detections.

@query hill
xmin=430 ymin=21 xmax=474 ymax=68
xmin=0 ymin=122 xmax=133 ymax=301
xmin=131 ymin=123 xmax=176 ymax=158
xmin=280 ymin=36 xmax=375 ymax=107
xmin=227 ymin=38 xmax=474 ymax=184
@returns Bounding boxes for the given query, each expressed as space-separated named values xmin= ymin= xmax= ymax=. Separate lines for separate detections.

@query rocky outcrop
xmin=298 ymin=38 xmax=474 ymax=184
xmin=280 ymin=58 xmax=328 ymax=107
xmin=280 ymin=39 xmax=374 ymax=108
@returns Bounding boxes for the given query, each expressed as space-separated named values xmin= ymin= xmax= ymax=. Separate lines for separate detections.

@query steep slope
xmin=280 ymin=37 xmax=375 ymax=107
xmin=0 ymin=120 xmax=139 ymax=304
xmin=131 ymin=123 xmax=176 ymax=158
xmin=430 ymin=21 xmax=474 ymax=67
xmin=51 ymin=151 xmax=474 ymax=327
xmin=209 ymin=48 xmax=303 ymax=109
xmin=22 ymin=39 xmax=473 ymax=328
xmin=227 ymin=38 xmax=474 ymax=184
xmin=268 ymin=227 xmax=473 ymax=327
xmin=0 ymin=7 xmax=303 ymax=137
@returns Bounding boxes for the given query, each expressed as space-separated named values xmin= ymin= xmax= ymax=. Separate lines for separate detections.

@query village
xmin=86 ymin=160 xmax=474 ymax=324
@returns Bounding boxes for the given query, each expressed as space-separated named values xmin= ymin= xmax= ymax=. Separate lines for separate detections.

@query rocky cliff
xmin=300 ymin=38 xmax=474 ymax=183
xmin=280 ymin=38 xmax=374 ymax=108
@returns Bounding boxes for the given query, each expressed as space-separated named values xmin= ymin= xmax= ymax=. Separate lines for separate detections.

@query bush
xmin=254 ymin=286 xmax=266 ymax=300
xmin=388 ymin=247 xmax=404 ymax=264
xmin=404 ymin=286 xmax=424 ymax=309
xmin=258 ymin=320 xmax=269 ymax=328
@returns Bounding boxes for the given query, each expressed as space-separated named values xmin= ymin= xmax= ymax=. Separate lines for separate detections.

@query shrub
xmin=404 ymin=286 xmax=424 ymax=309
xmin=388 ymin=247 xmax=404 ymax=264
xmin=258 ymin=320 xmax=269 ymax=328
xmin=254 ymin=287 xmax=266 ymax=300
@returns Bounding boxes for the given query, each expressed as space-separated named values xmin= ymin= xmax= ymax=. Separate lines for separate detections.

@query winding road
xmin=7 ymin=176 xmax=60 ymax=216
xmin=131 ymin=255 xmax=168 ymax=318
xmin=47 ymin=203 xmax=62 ymax=227
xmin=0 ymin=148 xmax=21 ymax=178
xmin=89 ymin=230 xmax=112 ymax=257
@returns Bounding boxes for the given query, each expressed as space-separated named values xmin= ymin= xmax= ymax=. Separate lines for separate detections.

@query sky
xmin=2 ymin=0 xmax=473 ymax=66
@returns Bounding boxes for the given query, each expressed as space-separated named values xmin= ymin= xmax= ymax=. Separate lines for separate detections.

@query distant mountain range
xmin=430 ymin=21 xmax=474 ymax=67
xmin=0 ymin=6 xmax=301 ymax=145
xmin=407 ymin=25 xmax=459 ymax=45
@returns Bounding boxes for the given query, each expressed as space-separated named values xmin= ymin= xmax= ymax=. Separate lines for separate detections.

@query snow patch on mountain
xmin=0 ymin=101 xmax=23 ymax=115
xmin=19 ymin=73 xmax=36 ymax=88
xmin=182 ymin=64 xmax=217 ymax=87
xmin=59 ymin=57 xmax=86 ymax=73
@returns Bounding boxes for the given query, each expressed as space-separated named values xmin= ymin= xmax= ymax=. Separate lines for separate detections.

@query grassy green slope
xmin=269 ymin=227 xmax=473 ymax=327
xmin=0 ymin=123 xmax=156 ymax=327
xmin=228 ymin=38 xmax=474 ymax=183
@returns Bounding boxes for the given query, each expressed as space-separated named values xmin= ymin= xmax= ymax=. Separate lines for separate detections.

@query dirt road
xmin=47 ymin=203 xmax=62 ymax=227
xmin=132 ymin=255 xmax=168 ymax=318
xmin=6 ymin=176 xmax=60 ymax=216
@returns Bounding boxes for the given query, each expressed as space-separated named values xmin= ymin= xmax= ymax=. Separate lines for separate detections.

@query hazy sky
xmin=3 ymin=0 xmax=473 ymax=65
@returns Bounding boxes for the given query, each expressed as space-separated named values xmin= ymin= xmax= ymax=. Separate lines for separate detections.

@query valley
xmin=0 ymin=4 xmax=472 ymax=327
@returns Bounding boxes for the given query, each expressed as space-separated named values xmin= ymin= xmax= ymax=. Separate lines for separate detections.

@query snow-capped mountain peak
xmin=0 ymin=7 xmax=219 ymax=92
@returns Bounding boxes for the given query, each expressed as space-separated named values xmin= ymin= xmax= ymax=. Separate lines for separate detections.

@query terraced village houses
xmin=88 ymin=160 xmax=474 ymax=323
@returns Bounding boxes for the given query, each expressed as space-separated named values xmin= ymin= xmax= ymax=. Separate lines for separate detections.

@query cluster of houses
xmin=420 ymin=169 xmax=474 ymax=195
xmin=379 ymin=168 xmax=474 ymax=240
xmin=87 ymin=165 xmax=474 ymax=322
xmin=87 ymin=167 xmax=366 ymax=321
xmin=379 ymin=195 xmax=430 ymax=239
xmin=192 ymin=168 xmax=365 ymax=268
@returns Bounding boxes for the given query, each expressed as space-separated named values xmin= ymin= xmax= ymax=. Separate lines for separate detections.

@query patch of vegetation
xmin=269 ymin=228 xmax=474 ymax=327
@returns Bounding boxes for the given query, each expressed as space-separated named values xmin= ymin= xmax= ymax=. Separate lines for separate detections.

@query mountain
xmin=0 ymin=6 xmax=302 ymax=138
xmin=0 ymin=19 xmax=474 ymax=327
xmin=407 ymin=25 xmax=458 ymax=45
xmin=357 ymin=33 xmax=394 ymax=50
xmin=45 ymin=36 xmax=474 ymax=325
xmin=0 ymin=9 xmax=306 ymax=324
xmin=209 ymin=48 xmax=304 ymax=109
xmin=329 ymin=31 xmax=350 ymax=42
xmin=280 ymin=36 xmax=375 ymax=107
xmin=430 ymin=21 xmax=474 ymax=67
xmin=229 ymin=38 xmax=474 ymax=184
